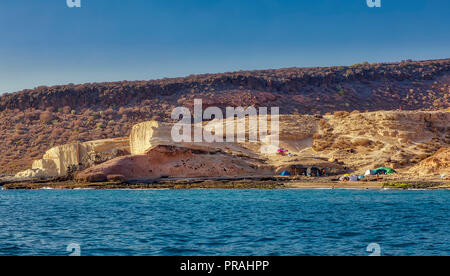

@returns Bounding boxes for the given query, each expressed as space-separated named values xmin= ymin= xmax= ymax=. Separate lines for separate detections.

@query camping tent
xmin=365 ymin=170 xmax=376 ymax=176
xmin=374 ymin=167 xmax=397 ymax=175
xmin=280 ymin=171 xmax=291 ymax=176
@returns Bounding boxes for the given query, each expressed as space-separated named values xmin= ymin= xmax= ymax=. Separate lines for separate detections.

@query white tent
xmin=365 ymin=170 xmax=374 ymax=176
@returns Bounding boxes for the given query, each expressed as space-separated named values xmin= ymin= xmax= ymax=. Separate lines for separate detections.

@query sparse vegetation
xmin=0 ymin=59 xmax=448 ymax=173
xmin=383 ymin=182 xmax=442 ymax=189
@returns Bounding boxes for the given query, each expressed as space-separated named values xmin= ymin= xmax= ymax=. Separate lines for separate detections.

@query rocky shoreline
xmin=2 ymin=175 xmax=448 ymax=190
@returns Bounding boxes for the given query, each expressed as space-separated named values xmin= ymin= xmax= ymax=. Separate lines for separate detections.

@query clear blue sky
xmin=0 ymin=0 xmax=449 ymax=94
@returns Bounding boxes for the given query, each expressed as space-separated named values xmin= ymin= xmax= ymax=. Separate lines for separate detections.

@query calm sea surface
xmin=0 ymin=189 xmax=448 ymax=256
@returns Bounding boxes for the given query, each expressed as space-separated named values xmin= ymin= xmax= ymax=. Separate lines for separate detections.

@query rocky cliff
xmin=15 ymin=109 xmax=448 ymax=182
xmin=312 ymin=110 xmax=449 ymax=173
xmin=1 ymin=59 xmax=449 ymax=173
xmin=16 ymin=138 xmax=129 ymax=178
xmin=1 ymin=59 xmax=449 ymax=113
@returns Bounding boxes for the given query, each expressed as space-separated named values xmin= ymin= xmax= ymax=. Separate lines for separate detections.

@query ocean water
xmin=0 ymin=189 xmax=448 ymax=256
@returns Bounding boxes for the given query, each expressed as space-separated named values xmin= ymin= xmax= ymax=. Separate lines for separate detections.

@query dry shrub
xmin=62 ymin=106 xmax=72 ymax=114
xmin=50 ymin=128 xmax=64 ymax=138
xmin=24 ymin=110 xmax=40 ymax=121
xmin=73 ymin=119 xmax=82 ymax=128
xmin=104 ymin=108 xmax=116 ymax=117
xmin=83 ymin=109 xmax=93 ymax=116
xmin=117 ymin=107 xmax=127 ymax=116
xmin=39 ymin=111 xmax=54 ymax=124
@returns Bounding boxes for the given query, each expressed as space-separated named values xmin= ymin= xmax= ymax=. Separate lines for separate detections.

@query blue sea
xmin=0 ymin=189 xmax=448 ymax=256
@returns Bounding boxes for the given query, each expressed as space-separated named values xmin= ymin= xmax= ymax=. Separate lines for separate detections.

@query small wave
xmin=339 ymin=232 xmax=362 ymax=237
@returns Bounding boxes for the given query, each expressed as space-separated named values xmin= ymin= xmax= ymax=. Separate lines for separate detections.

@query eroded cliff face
xmin=312 ymin=110 xmax=450 ymax=173
xmin=129 ymin=121 xmax=163 ymax=155
xmin=16 ymin=138 xmax=129 ymax=178
xmin=15 ymin=110 xmax=450 ymax=180
xmin=129 ymin=119 xmax=264 ymax=158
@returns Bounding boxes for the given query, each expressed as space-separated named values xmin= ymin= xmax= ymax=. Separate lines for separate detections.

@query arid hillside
xmin=14 ymin=110 xmax=450 ymax=183
xmin=0 ymin=59 xmax=449 ymax=173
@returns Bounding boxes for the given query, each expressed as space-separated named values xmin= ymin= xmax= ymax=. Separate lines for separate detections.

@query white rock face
xmin=129 ymin=121 xmax=206 ymax=154
xmin=129 ymin=119 xmax=263 ymax=157
xmin=32 ymin=159 xmax=58 ymax=177
xmin=27 ymin=138 xmax=130 ymax=178
xmin=15 ymin=168 xmax=48 ymax=179
xmin=129 ymin=121 xmax=166 ymax=155
xmin=37 ymin=143 xmax=82 ymax=177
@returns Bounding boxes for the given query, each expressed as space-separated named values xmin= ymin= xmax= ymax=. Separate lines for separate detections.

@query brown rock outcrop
xmin=75 ymin=145 xmax=272 ymax=182
xmin=408 ymin=148 xmax=449 ymax=176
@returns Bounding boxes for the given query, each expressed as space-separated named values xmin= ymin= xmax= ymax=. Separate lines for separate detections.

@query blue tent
xmin=280 ymin=171 xmax=291 ymax=176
